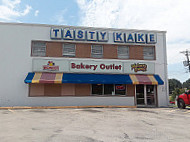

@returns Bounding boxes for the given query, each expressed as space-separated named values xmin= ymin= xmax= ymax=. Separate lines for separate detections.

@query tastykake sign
xmin=32 ymin=59 xmax=155 ymax=74
xmin=50 ymin=28 xmax=157 ymax=44
xmin=131 ymin=63 xmax=147 ymax=72
xmin=43 ymin=61 xmax=59 ymax=71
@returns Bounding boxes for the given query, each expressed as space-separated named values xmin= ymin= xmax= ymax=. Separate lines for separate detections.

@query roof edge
xmin=0 ymin=22 xmax=167 ymax=33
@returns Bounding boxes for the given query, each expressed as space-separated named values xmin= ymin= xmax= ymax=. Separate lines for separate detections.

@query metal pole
xmin=186 ymin=50 xmax=190 ymax=72
xmin=180 ymin=50 xmax=190 ymax=72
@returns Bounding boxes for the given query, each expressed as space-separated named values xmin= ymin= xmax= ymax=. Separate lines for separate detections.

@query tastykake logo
xmin=43 ymin=61 xmax=59 ymax=71
xmin=131 ymin=63 xmax=147 ymax=72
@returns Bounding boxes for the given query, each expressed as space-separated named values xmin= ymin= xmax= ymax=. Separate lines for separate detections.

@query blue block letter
xmin=149 ymin=34 xmax=155 ymax=42
xmin=65 ymin=30 xmax=72 ymax=38
xmin=100 ymin=32 xmax=106 ymax=40
xmin=127 ymin=33 xmax=134 ymax=42
xmin=89 ymin=31 xmax=95 ymax=39
xmin=116 ymin=33 xmax=122 ymax=41
xmin=77 ymin=30 xmax=83 ymax=39
xmin=138 ymin=34 xmax=144 ymax=42
xmin=53 ymin=29 xmax=59 ymax=37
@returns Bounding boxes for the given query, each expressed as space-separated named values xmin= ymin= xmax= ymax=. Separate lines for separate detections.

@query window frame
xmin=117 ymin=46 xmax=129 ymax=59
xmin=143 ymin=46 xmax=155 ymax=60
xmin=91 ymin=44 xmax=103 ymax=58
xmin=31 ymin=41 xmax=46 ymax=57
xmin=62 ymin=43 xmax=76 ymax=57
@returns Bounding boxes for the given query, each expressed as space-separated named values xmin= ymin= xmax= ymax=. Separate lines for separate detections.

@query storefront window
xmin=104 ymin=84 xmax=114 ymax=95
xmin=92 ymin=84 xmax=103 ymax=95
xmin=91 ymin=84 xmax=126 ymax=96
xmin=115 ymin=84 xmax=126 ymax=95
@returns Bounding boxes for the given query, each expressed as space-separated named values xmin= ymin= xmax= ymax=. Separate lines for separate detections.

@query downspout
xmin=163 ymin=32 xmax=169 ymax=106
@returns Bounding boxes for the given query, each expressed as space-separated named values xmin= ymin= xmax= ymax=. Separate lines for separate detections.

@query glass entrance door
xmin=146 ymin=85 xmax=155 ymax=105
xmin=136 ymin=85 xmax=145 ymax=105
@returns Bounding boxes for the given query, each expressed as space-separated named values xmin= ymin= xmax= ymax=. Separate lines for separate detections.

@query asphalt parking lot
xmin=0 ymin=107 xmax=190 ymax=142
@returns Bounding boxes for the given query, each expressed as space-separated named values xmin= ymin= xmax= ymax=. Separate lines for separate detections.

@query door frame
xmin=135 ymin=84 xmax=157 ymax=107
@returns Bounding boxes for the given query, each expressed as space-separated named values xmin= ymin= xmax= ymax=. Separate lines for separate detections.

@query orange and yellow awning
xmin=129 ymin=74 xmax=159 ymax=85
xmin=25 ymin=72 xmax=63 ymax=84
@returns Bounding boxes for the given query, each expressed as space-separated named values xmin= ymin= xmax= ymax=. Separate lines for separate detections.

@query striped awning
xmin=25 ymin=72 xmax=63 ymax=84
xmin=24 ymin=72 xmax=164 ymax=85
xmin=129 ymin=74 xmax=164 ymax=85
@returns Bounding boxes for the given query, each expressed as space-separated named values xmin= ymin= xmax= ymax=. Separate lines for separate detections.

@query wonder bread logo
xmin=43 ymin=61 xmax=59 ymax=71
xmin=131 ymin=63 xmax=147 ymax=72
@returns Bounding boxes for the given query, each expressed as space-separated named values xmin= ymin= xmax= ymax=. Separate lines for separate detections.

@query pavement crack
xmin=124 ymin=133 xmax=130 ymax=139
xmin=141 ymin=120 xmax=153 ymax=126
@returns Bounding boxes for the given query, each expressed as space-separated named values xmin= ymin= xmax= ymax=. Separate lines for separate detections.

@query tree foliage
xmin=170 ymin=88 xmax=185 ymax=101
xmin=168 ymin=78 xmax=190 ymax=101
xmin=168 ymin=79 xmax=182 ymax=94
xmin=183 ymin=78 xmax=190 ymax=89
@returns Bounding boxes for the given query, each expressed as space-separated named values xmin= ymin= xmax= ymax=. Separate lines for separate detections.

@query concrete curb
xmin=0 ymin=106 xmax=136 ymax=109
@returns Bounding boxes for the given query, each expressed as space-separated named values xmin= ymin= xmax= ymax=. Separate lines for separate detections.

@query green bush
xmin=170 ymin=88 xmax=185 ymax=101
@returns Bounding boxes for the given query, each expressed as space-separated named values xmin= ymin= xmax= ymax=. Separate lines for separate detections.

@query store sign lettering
xmin=71 ymin=63 xmax=122 ymax=71
xmin=131 ymin=63 xmax=147 ymax=72
xmin=50 ymin=28 xmax=157 ymax=44
xmin=51 ymin=28 xmax=108 ymax=42
xmin=43 ymin=61 xmax=59 ymax=71
xmin=113 ymin=32 xmax=156 ymax=43
xmin=71 ymin=63 xmax=98 ymax=71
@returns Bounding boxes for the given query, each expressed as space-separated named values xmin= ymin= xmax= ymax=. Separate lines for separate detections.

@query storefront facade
xmin=0 ymin=22 xmax=168 ymax=107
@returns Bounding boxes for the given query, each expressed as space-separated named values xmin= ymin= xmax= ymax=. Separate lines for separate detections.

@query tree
xmin=168 ymin=79 xmax=182 ymax=94
xmin=170 ymin=88 xmax=185 ymax=101
xmin=183 ymin=78 xmax=190 ymax=89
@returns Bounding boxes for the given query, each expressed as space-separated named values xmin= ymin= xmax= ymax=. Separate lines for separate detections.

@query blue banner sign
xmin=50 ymin=28 xmax=156 ymax=44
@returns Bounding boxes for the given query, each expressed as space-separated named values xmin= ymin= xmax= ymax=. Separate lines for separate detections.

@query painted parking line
xmin=168 ymin=109 xmax=176 ymax=112
xmin=8 ymin=109 xmax=15 ymax=113
xmin=184 ymin=110 xmax=190 ymax=113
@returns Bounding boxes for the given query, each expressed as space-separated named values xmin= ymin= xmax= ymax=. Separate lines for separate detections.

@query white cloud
xmin=77 ymin=0 xmax=121 ymax=28
xmin=0 ymin=0 xmax=32 ymax=21
xmin=53 ymin=9 xmax=67 ymax=25
xmin=2 ymin=0 xmax=20 ymax=9
xmin=34 ymin=10 xmax=39 ymax=17
xmin=77 ymin=0 xmax=190 ymax=65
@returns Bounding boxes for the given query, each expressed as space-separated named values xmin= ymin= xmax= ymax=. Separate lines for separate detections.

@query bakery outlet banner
xmin=70 ymin=61 xmax=123 ymax=73
xmin=32 ymin=59 xmax=155 ymax=74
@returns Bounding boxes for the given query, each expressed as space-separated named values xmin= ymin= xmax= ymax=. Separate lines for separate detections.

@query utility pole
xmin=180 ymin=50 xmax=190 ymax=72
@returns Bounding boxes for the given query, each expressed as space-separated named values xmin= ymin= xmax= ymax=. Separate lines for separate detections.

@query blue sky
xmin=0 ymin=0 xmax=80 ymax=25
xmin=0 ymin=0 xmax=190 ymax=83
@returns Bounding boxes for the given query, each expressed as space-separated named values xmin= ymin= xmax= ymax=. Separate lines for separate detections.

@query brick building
xmin=0 ymin=22 xmax=168 ymax=107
